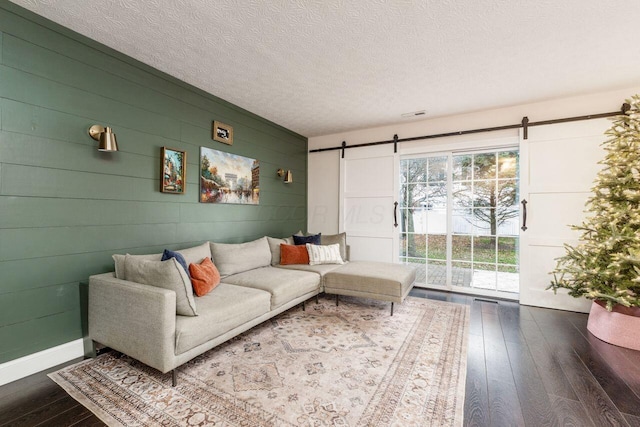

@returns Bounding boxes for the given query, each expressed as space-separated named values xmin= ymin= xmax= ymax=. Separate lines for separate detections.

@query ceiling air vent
xmin=401 ymin=110 xmax=426 ymax=118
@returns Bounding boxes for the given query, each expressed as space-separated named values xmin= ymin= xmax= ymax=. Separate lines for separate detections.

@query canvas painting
xmin=160 ymin=147 xmax=186 ymax=194
xmin=200 ymin=147 xmax=259 ymax=204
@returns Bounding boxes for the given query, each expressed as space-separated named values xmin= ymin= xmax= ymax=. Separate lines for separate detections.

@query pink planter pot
xmin=587 ymin=300 xmax=640 ymax=351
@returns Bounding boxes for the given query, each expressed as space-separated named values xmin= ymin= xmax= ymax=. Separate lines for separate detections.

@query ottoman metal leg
xmin=172 ymin=370 xmax=177 ymax=387
xmin=302 ymin=300 xmax=306 ymax=311
xmin=391 ymin=302 xmax=394 ymax=316
xmin=336 ymin=294 xmax=339 ymax=306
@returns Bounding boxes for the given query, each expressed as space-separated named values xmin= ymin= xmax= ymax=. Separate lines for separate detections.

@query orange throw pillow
xmin=280 ymin=244 xmax=309 ymax=265
xmin=189 ymin=257 xmax=221 ymax=297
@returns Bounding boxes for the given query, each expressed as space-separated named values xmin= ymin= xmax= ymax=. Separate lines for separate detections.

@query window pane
xmin=428 ymin=183 xmax=447 ymax=209
xmin=497 ymin=179 xmax=517 ymax=209
xmin=452 ymin=235 xmax=472 ymax=261
xmin=498 ymin=151 xmax=518 ymax=179
xmin=497 ymin=265 xmax=519 ymax=293
xmin=427 ymin=234 xmax=447 ymax=260
xmin=407 ymin=183 xmax=428 ymax=208
xmin=427 ymin=208 xmax=447 ymax=234
xmin=473 ymin=180 xmax=496 ymax=208
xmin=405 ymin=257 xmax=426 ymax=284
xmin=474 ymin=153 xmax=496 ymax=180
xmin=428 ymin=157 xmax=447 ymax=182
xmin=473 ymin=263 xmax=497 ymax=290
xmin=453 ymin=209 xmax=473 ymax=234
xmin=404 ymin=158 xmax=427 ymax=183
xmin=498 ymin=237 xmax=518 ymax=265
xmin=473 ymin=236 xmax=496 ymax=263
xmin=402 ymin=208 xmax=426 ymax=233
xmin=453 ymin=155 xmax=472 ymax=181
xmin=451 ymin=261 xmax=472 ymax=287
xmin=406 ymin=234 xmax=426 ymax=258
xmin=399 ymin=233 xmax=407 ymax=257
xmin=472 ymin=208 xmax=495 ymax=235
xmin=427 ymin=260 xmax=446 ymax=286
xmin=452 ymin=182 xmax=472 ymax=208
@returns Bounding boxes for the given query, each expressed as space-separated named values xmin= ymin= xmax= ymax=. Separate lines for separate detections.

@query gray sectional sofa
xmin=88 ymin=235 xmax=415 ymax=385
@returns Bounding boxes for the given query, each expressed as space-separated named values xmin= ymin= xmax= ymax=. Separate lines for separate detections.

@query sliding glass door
xmin=399 ymin=149 xmax=519 ymax=297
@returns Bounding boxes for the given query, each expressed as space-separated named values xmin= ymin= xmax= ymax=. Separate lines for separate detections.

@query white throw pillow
xmin=306 ymin=243 xmax=344 ymax=265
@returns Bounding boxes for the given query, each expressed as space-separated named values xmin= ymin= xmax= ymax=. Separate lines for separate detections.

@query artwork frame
xmin=160 ymin=147 xmax=186 ymax=194
xmin=200 ymin=147 xmax=259 ymax=204
xmin=212 ymin=121 xmax=234 ymax=145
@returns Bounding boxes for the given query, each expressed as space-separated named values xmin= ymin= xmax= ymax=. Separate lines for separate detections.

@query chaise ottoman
xmin=324 ymin=261 xmax=416 ymax=315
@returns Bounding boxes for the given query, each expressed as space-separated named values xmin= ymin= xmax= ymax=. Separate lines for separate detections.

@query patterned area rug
xmin=50 ymin=296 xmax=469 ymax=426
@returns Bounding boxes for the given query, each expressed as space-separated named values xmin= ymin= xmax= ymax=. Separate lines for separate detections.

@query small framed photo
xmin=213 ymin=121 xmax=234 ymax=145
xmin=161 ymin=147 xmax=186 ymax=194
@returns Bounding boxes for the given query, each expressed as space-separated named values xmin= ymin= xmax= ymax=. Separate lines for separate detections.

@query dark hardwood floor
xmin=1 ymin=289 xmax=639 ymax=426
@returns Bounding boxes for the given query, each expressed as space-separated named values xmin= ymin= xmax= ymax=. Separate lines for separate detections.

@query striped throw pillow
xmin=306 ymin=243 xmax=344 ymax=265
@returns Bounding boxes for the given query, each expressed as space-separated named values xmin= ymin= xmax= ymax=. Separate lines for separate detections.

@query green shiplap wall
xmin=0 ymin=3 xmax=307 ymax=363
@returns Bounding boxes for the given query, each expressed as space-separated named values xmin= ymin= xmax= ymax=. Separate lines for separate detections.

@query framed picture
xmin=200 ymin=147 xmax=259 ymax=204
xmin=212 ymin=121 xmax=234 ymax=145
xmin=160 ymin=147 xmax=186 ymax=194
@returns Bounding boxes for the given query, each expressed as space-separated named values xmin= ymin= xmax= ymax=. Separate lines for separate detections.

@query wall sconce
xmin=88 ymin=125 xmax=119 ymax=152
xmin=277 ymin=168 xmax=293 ymax=184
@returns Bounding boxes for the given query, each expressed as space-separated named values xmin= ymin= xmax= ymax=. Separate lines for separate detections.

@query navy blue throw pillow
xmin=293 ymin=233 xmax=321 ymax=245
xmin=161 ymin=249 xmax=190 ymax=277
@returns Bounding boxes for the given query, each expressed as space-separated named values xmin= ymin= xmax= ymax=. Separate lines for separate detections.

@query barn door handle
xmin=393 ymin=202 xmax=398 ymax=228
xmin=521 ymin=199 xmax=528 ymax=231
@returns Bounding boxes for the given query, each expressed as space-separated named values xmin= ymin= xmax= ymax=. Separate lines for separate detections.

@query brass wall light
xmin=89 ymin=125 xmax=119 ymax=152
xmin=277 ymin=168 xmax=293 ymax=184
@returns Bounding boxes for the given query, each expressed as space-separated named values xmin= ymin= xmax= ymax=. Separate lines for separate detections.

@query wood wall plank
xmin=0 ymin=3 xmax=307 ymax=364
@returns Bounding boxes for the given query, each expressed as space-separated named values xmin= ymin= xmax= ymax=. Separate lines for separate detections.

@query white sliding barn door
xmin=340 ymin=145 xmax=399 ymax=262
xmin=519 ymin=119 xmax=610 ymax=312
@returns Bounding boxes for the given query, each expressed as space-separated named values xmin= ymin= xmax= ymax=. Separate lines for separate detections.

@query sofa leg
xmin=316 ymin=294 xmax=319 ymax=304
xmin=391 ymin=302 xmax=394 ymax=316
xmin=172 ymin=370 xmax=177 ymax=387
xmin=302 ymin=300 xmax=306 ymax=311
xmin=336 ymin=294 xmax=339 ymax=306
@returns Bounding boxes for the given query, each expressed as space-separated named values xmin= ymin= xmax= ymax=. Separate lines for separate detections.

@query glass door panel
xmin=400 ymin=149 xmax=519 ymax=296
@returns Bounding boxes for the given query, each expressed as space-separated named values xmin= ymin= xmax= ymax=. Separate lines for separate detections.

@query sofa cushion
xmin=176 ymin=242 xmax=212 ymax=266
xmin=210 ymin=237 xmax=271 ymax=277
xmin=124 ymin=256 xmax=198 ymax=316
xmin=320 ymin=232 xmax=347 ymax=262
xmin=113 ymin=252 xmax=162 ymax=279
xmin=293 ymin=233 xmax=321 ymax=245
xmin=161 ymin=249 xmax=189 ymax=276
xmin=280 ymin=244 xmax=309 ymax=265
xmin=223 ymin=266 xmax=320 ymax=309
xmin=276 ymin=263 xmax=343 ymax=287
xmin=189 ymin=257 xmax=221 ymax=297
xmin=266 ymin=236 xmax=294 ymax=265
xmin=324 ymin=261 xmax=416 ymax=302
xmin=175 ymin=283 xmax=271 ymax=354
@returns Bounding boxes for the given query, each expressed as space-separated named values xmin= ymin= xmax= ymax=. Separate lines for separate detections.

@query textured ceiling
xmin=9 ymin=0 xmax=640 ymax=137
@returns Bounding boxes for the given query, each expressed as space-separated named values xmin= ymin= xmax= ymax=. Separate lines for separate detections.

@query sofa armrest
xmin=88 ymin=273 xmax=177 ymax=373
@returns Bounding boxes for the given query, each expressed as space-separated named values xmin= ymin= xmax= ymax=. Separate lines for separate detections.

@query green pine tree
xmin=548 ymin=96 xmax=640 ymax=311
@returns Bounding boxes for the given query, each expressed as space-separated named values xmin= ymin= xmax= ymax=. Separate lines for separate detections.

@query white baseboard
xmin=0 ymin=339 xmax=85 ymax=386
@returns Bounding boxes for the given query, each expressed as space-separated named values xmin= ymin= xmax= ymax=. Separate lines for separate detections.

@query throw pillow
xmin=280 ymin=244 xmax=310 ymax=265
xmin=210 ymin=237 xmax=271 ymax=277
xmin=189 ymin=258 xmax=221 ymax=297
xmin=320 ymin=232 xmax=347 ymax=262
xmin=161 ymin=249 xmax=190 ymax=277
xmin=306 ymin=243 xmax=344 ymax=265
xmin=267 ymin=236 xmax=294 ymax=265
xmin=113 ymin=252 xmax=162 ymax=279
xmin=124 ymin=255 xmax=198 ymax=316
xmin=293 ymin=233 xmax=321 ymax=245
xmin=176 ymin=242 xmax=212 ymax=266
